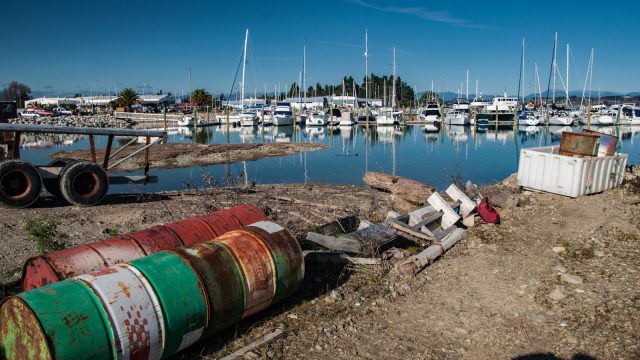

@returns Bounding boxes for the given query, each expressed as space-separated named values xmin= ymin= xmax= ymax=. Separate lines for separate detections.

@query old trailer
xmin=0 ymin=123 xmax=166 ymax=208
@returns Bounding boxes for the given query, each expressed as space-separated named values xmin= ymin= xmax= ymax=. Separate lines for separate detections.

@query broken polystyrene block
xmin=427 ymin=192 xmax=461 ymax=230
xmin=408 ymin=206 xmax=436 ymax=226
xmin=446 ymin=184 xmax=477 ymax=218
xmin=357 ymin=220 xmax=374 ymax=231
xmin=386 ymin=211 xmax=402 ymax=221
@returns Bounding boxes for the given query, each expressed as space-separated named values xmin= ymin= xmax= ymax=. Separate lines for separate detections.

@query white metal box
xmin=517 ymin=146 xmax=628 ymax=197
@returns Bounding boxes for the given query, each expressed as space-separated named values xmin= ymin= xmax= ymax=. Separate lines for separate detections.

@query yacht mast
xmin=303 ymin=39 xmax=307 ymax=101
xmin=566 ymin=43 xmax=570 ymax=106
xmin=552 ymin=32 xmax=557 ymax=103
xmin=392 ymin=47 xmax=397 ymax=109
xmin=466 ymin=69 xmax=469 ymax=100
xmin=364 ymin=29 xmax=368 ymax=106
xmin=241 ymin=29 xmax=249 ymax=108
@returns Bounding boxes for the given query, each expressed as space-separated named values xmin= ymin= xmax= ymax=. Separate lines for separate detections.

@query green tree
xmin=191 ymin=88 xmax=212 ymax=107
xmin=116 ymin=88 xmax=139 ymax=111
xmin=418 ymin=91 xmax=441 ymax=105
xmin=0 ymin=81 xmax=32 ymax=107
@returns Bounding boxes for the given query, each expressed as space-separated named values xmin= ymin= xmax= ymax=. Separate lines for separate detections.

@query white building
xmin=24 ymin=97 xmax=80 ymax=107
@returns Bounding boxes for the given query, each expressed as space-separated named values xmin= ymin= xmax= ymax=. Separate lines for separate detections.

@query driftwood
xmin=363 ymin=172 xmax=434 ymax=205
xmin=306 ymin=232 xmax=363 ymax=254
xmin=220 ymin=329 xmax=284 ymax=360
xmin=398 ymin=228 xmax=466 ymax=277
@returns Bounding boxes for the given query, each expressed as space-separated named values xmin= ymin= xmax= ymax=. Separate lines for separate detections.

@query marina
xmin=16 ymin=121 xmax=640 ymax=193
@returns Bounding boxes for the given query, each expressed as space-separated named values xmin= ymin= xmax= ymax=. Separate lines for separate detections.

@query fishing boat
xmin=273 ymin=102 xmax=294 ymax=126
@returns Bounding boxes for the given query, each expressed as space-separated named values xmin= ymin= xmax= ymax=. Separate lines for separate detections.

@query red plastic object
xmin=478 ymin=197 xmax=500 ymax=224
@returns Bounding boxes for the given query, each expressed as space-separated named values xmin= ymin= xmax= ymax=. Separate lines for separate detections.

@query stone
xmin=560 ymin=273 xmax=583 ymax=285
xmin=462 ymin=216 xmax=475 ymax=228
xmin=553 ymin=264 xmax=567 ymax=273
xmin=549 ymin=289 xmax=566 ymax=301
xmin=594 ymin=250 xmax=605 ymax=257
xmin=315 ymin=345 xmax=323 ymax=351
xmin=287 ymin=313 xmax=298 ymax=319
xmin=552 ymin=246 xmax=566 ymax=253
xmin=575 ymin=288 xmax=585 ymax=294
xmin=490 ymin=190 xmax=519 ymax=209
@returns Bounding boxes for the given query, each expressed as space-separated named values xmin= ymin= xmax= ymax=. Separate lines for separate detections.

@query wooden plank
xmin=386 ymin=218 xmax=436 ymax=243
xmin=303 ymin=251 xmax=380 ymax=265
xmin=306 ymin=232 xmax=362 ymax=254
xmin=410 ymin=212 xmax=442 ymax=231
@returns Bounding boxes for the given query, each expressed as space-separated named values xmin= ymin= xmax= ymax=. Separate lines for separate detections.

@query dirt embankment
xmin=49 ymin=142 xmax=328 ymax=171
xmin=1 ymin=173 xmax=639 ymax=359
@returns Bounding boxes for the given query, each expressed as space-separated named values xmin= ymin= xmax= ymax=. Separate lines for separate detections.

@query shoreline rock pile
xmin=9 ymin=115 xmax=135 ymax=129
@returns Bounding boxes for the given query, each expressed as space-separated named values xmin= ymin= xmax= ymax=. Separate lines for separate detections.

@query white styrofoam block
xmin=408 ymin=206 xmax=435 ymax=226
xmin=445 ymin=184 xmax=476 ymax=217
xmin=427 ymin=192 xmax=460 ymax=230
xmin=517 ymin=146 xmax=628 ymax=198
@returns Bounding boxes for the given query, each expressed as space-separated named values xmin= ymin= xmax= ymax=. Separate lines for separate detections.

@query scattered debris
xmin=363 ymin=172 xmax=434 ymax=206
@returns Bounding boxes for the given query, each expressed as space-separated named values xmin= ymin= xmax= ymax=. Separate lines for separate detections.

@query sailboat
xmin=377 ymin=45 xmax=398 ymax=126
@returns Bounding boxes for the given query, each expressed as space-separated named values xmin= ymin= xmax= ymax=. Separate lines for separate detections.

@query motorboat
xmin=306 ymin=111 xmax=328 ymax=126
xmin=339 ymin=111 xmax=356 ymax=126
xmin=518 ymin=111 xmax=542 ymax=126
xmin=419 ymin=102 xmax=442 ymax=124
xmin=327 ymin=108 xmax=342 ymax=125
xmin=273 ymin=102 xmax=294 ymax=126
xmin=239 ymin=111 xmax=258 ymax=126
xmin=376 ymin=108 xmax=396 ymax=126
xmin=177 ymin=115 xmax=195 ymax=126
xmin=444 ymin=109 xmax=470 ymax=125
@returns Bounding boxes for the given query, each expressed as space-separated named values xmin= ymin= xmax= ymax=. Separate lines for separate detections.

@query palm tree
xmin=117 ymin=88 xmax=139 ymax=112
xmin=191 ymin=88 xmax=212 ymax=107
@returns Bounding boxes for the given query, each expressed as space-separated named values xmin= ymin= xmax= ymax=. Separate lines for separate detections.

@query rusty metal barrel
xmin=2 ymin=220 xmax=303 ymax=360
xmin=21 ymin=204 xmax=267 ymax=290
xmin=76 ymin=264 xmax=165 ymax=360
xmin=0 ymin=278 xmax=116 ymax=360
xmin=129 ymin=251 xmax=207 ymax=358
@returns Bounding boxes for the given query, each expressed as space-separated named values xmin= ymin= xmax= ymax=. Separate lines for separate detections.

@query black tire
xmin=43 ymin=159 xmax=75 ymax=199
xmin=0 ymin=160 xmax=42 ymax=208
xmin=59 ymin=161 xmax=109 ymax=206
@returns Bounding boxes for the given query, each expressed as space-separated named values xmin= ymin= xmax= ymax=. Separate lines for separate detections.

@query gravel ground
xmin=9 ymin=115 xmax=134 ymax=128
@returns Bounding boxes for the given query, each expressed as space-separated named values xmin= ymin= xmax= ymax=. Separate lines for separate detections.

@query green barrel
xmin=0 ymin=279 xmax=115 ymax=360
xmin=129 ymin=251 xmax=207 ymax=359
xmin=171 ymin=242 xmax=246 ymax=337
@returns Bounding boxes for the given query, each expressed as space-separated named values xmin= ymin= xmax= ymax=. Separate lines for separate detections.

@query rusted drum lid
xmin=225 ymin=204 xmax=268 ymax=225
xmin=172 ymin=243 xmax=245 ymax=337
xmin=77 ymin=264 xmax=165 ymax=360
xmin=129 ymin=251 xmax=207 ymax=358
xmin=164 ymin=218 xmax=217 ymax=247
xmin=197 ymin=212 xmax=243 ymax=237
xmin=3 ymin=279 xmax=116 ymax=360
xmin=45 ymin=245 xmax=107 ymax=280
xmin=244 ymin=221 xmax=305 ymax=303
xmin=128 ymin=225 xmax=183 ymax=254
xmin=21 ymin=256 xmax=60 ymax=291
xmin=0 ymin=297 xmax=51 ymax=360
xmin=87 ymin=236 xmax=146 ymax=267
xmin=214 ymin=230 xmax=276 ymax=318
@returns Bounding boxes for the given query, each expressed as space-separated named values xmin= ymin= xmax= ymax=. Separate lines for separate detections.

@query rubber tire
xmin=43 ymin=159 xmax=75 ymax=199
xmin=0 ymin=160 xmax=42 ymax=208
xmin=59 ymin=161 xmax=109 ymax=206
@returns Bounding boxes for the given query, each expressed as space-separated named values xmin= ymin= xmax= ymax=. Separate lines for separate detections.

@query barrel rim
xmin=20 ymin=256 xmax=60 ymax=291
xmin=0 ymin=295 xmax=53 ymax=360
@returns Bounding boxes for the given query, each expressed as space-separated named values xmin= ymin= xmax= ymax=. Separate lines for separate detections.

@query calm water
xmin=18 ymin=124 xmax=640 ymax=193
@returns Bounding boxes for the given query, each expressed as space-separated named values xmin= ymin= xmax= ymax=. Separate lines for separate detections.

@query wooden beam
xmin=219 ymin=329 xmax=284 ymax=360
xmin=306 ymin=232 xmax=362 ymax=254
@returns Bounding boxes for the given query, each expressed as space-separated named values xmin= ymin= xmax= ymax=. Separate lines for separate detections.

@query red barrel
xmin=21 ymin=204 xmax=267 ymax=291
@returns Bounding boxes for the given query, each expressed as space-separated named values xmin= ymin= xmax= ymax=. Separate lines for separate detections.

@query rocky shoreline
xmin=9 ymin=115 xmax=135 ymax=129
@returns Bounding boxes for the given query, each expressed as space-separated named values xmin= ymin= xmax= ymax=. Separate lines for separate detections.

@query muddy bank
xmin=49 ymin=142 xmax=328 ymax=170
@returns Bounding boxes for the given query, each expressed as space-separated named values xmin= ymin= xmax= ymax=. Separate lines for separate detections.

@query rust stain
xmin=116 ymin=281 xmax=132 ymax=299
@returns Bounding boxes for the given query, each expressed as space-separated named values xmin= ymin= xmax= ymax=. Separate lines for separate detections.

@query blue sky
xmin=1 ymin=0 xmax=638 ymax=97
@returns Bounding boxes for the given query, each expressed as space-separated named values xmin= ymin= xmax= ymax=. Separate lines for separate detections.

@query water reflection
xmin=15 ymin=124 xmax=640 ymax=192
